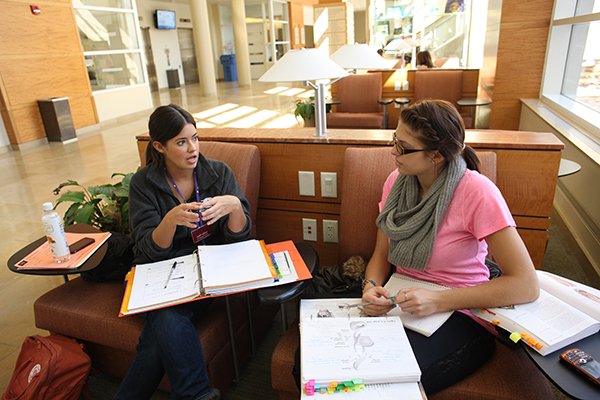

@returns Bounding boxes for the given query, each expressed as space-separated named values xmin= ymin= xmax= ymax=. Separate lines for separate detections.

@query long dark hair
xmin=145 ymin=104 xmax=197 ymax=167
xmin=399 ymin=99 xmax=480 ymax=172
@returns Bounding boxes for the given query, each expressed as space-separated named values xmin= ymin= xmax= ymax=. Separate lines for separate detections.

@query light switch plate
xmin=320 ymin=172 xmax=337 ymax=198
xmin=298 ymin=171 xmax=315 ymax=196
xmin=394 ymin=80 xmax=401 ymax=91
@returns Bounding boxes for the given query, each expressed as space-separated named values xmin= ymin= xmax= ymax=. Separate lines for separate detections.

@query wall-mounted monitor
xmin=154 ymin=9 xmax=176 ymax=30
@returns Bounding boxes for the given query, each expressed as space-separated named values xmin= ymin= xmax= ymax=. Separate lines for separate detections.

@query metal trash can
xmin=220 ymin=54 xmax=237 ymax=82
xmin=166 ymin=69 xmax=180 ymax=89
xmin=37 ymin=97 xmax=76 ymax=142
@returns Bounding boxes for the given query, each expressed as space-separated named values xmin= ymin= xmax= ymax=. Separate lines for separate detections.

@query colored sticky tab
xmin=353 ymin=379 xmax=363 ymax=385
xmin=491 ymin=319 xmax=501 ymax=326
xmin=509 ymin=332 xmax=522 ymax=343
xmin=535 ymin=343 xmax=543 ymax=350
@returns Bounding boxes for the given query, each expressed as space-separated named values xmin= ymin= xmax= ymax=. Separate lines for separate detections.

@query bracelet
xmin=361 ymin=278 xmax=377 ymax=291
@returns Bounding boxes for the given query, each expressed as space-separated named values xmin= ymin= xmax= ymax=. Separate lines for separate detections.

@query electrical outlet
xmin=302 ymin=218 xmax=317 ymax=241
xmin=322 ymin=219 xmax=338 ymax=243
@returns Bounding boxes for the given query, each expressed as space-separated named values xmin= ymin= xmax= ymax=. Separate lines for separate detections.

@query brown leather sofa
xmin=33 ymin=141 xmax=278 ymax=394
xmin=271 ymin=147 xmax=555 ymax=400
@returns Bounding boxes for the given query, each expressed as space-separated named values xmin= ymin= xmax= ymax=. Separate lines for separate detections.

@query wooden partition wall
xmin=489 ymin=0 xmax=554 ymax=130
xmin=0 ymin=0 xmax=98 ymax=145
xmin=136 ymin=128 xmax=564 ymax=268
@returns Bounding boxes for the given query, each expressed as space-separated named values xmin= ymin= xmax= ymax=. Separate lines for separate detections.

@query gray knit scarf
xmin=376 ymin=157 xmax=467 ymax=271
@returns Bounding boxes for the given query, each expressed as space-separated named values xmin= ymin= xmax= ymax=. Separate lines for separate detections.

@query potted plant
xmin=52 ymin=172 xmax=134 ymax=234
xmin=294 ymin=98 xmax=315 ymax=127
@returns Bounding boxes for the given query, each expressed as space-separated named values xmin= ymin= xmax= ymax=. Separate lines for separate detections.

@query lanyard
xmin=165 ymin=169 xmax=204 ymax=226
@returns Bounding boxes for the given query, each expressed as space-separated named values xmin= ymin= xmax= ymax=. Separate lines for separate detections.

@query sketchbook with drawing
xmin=120 ymin=239 xmax=311 ymax=316
xmin=472 ymin=270 xmax=600 ymax=356
xmin=299 ymin=298 xmax=421 ymax=396
xmin=384 ymin=273 xmax=453 ymax=337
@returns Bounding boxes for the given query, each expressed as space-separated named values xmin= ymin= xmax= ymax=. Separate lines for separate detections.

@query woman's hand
xmin=362 ymin=286 xmax=396 ymax=316
xmin=165 ymin=203 xmax=202 ymax=229
xmin=200 ymin=195 xmax=242 ymax=225
xmin=394 ymin=288 xmax=442 ymax=317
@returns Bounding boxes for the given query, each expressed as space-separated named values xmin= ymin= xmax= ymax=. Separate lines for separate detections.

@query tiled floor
xmin=0 ymin=80 xmax=305 ymax=392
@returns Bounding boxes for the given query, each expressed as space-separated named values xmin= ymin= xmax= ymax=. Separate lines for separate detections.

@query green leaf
xmin=55 ymin=191 xmax=85 ymax=206
xmin=114 ymin=188 xmax=129 ymax=198
xmin=52 ymin=180 xmax=82 ymax=195
xmin=63 ymin=203 xmax=81 ymax=226
xmin=74 ymin=203 xmax=96 ymax=224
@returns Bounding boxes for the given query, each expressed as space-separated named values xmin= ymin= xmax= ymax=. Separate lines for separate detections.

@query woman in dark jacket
xmin=115 ymin=104 xmax=251 ymax=400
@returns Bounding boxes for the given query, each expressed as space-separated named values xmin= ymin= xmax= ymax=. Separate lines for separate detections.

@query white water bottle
xmin=42 ymin=202 xmax=70 ymax=263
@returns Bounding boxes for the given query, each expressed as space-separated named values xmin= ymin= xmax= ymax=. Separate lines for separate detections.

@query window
xmin=73 ymin=0 xmax=145 ymax=91
xmin=542 ymin=0 xmax=600 ymax=142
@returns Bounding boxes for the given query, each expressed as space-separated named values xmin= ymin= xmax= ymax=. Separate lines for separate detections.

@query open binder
xmin=119 ymin=239 xmax=311 ymax=316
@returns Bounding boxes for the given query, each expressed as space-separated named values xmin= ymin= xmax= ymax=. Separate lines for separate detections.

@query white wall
xmin=94 ymin=85 xmax=153 ymax=121
xmin=138 ymin=0 xmax=193 ymax=88
xmin=0 ymin=112 xmax=10 ymax=149
xmin=520 ymin=100 xmax=600 ymax=278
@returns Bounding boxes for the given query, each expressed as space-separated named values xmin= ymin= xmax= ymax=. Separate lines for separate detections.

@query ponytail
xmin=145 ymin=141 xmax=162 ymax=167
xmin=462 ymin=145 xmax=480 ymax=172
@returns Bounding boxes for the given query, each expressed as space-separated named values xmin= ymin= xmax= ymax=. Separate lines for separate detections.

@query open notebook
xmin=299 ymin=298 xmax=421 ymax=396
xmin=119 ymin=240 xmax=311 ymax=316
xmin=384 ymin=273 xmax=453 ymax=337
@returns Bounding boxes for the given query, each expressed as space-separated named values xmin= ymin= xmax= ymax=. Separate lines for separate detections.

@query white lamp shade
xmin=330 ymin=43 xmax=392 ymax=70
xmin=384 ymin=38 xmax=412 ymax=52
xmin=259 ymin=48 xmax=349 ymax=82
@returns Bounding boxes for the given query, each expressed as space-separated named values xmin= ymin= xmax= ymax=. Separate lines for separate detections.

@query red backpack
xmin=2 ymin=335 xmax=91 ymax=400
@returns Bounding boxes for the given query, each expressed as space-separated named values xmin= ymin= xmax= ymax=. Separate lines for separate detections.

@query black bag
xmin=80 ymin=232 xmax=134 ymax=282
xmin=303 ymin=256 xmax=366 ymax=298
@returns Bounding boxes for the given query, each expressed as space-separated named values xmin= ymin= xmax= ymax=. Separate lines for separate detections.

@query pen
xmin=164 ymin=261 xmax=177 ymax=289
xmin=283 ymin=252 xmax=292 ymax=270
xmin=339 ymin=293 xmax=400 ymax=309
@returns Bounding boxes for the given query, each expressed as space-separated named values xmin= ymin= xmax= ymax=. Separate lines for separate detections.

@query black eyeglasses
xmin=392 ymin=135 xmax=428 ymax=155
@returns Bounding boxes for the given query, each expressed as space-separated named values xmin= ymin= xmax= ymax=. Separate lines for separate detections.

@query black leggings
xmin=293 ymin=311 xmax=496 ymax=395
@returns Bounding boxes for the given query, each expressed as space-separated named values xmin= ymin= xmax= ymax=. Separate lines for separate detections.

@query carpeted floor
xmin=88 ymin=212 xmax=598 ymax=399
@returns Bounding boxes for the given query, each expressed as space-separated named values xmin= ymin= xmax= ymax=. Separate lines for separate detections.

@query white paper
xmin=199 ymin=240 xmax=272 ymax=290
xmin=537 ymin=270 xmax=600 ymax=321
xmin=128 ymin=254 xmax=199 ymax=310
xmin=300 ymin=299 xmax=421 ymax=386
xmin=384 ymin=273 xmax=453 ymax=337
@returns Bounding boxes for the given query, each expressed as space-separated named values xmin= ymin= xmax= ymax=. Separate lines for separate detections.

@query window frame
xmin=540 ymin=3 xmax=600 ymax=143
xmin=73 ymin=1 xmax=147 ymax=92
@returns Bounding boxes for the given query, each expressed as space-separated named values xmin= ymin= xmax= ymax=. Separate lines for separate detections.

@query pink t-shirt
xmin=379 ymin=169 xmax=515 ymax=289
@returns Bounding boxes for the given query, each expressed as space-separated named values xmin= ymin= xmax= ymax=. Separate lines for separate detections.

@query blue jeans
xmin=115 ymin=302 xmax=212 ymax=400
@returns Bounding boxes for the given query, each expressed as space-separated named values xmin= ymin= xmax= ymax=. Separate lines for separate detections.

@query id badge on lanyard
xmin=166 ymin=170 xmax=212 ymax=244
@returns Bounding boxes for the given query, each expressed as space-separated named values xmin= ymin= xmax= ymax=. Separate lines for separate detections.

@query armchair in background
xmin=271 ymin=147 xmax=554 ymax=400
xmin=327 ymin=73 xmax=393 ymax=129
xmin=394 ymin=69 xmax=474 ymax=128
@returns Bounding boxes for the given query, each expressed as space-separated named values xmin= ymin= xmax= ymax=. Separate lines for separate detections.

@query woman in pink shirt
xmin=362 ymin=100 xmax=539 ymax=394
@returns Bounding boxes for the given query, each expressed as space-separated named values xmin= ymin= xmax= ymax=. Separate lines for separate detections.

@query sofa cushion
xmin=326 ymin=112 xmax=384 ymax=129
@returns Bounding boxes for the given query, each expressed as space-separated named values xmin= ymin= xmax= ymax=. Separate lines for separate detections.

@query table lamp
xmin=259 ymin=48 xmax=349 ymax=137
xmin=330 ymin=43 xmax=395 ymax=71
